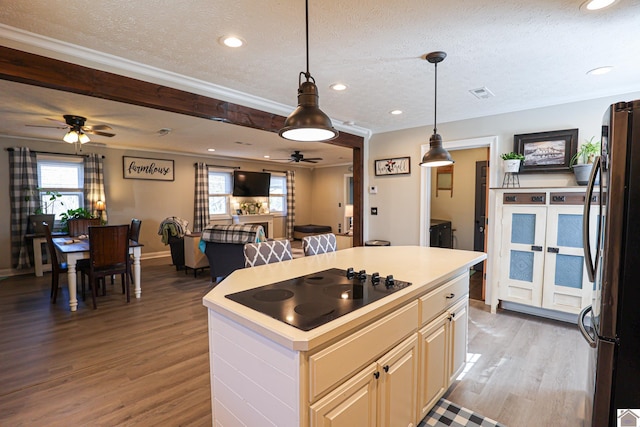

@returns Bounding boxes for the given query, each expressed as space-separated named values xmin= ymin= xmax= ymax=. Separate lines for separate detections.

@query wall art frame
xmin=514 ymin=128 xmax=578 ymax=173
xmin=374 ymin=156 xmax=411 ymax=176
xmin=123 ymin=156 xmax=175 ymax=181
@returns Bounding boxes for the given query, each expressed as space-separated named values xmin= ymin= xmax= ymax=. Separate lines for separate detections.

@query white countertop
xmin=202 ymin=246 xmax=486 ymax=351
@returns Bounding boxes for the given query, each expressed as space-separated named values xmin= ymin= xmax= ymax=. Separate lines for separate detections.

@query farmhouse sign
xmin=123 ymin=156 xmax=175 ymax=181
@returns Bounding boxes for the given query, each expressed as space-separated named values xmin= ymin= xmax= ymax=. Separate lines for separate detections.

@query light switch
xmin=371 ymin=207 xmax=378 ymax=215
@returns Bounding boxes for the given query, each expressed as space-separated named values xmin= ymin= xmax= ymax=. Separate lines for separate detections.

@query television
xmin=232 ymin=170 xmax=271 ymax=197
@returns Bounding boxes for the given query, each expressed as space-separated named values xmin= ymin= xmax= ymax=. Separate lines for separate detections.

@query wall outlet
xmin=369 ymin=186 xmax=378 ymax=194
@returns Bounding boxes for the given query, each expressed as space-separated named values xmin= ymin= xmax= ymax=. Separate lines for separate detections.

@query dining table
xmin=53 ymin=237 xmax=144 ymax=311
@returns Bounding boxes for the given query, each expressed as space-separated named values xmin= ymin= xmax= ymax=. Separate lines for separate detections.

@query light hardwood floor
xmin=0 ymin=259 xmax=589 ymax=426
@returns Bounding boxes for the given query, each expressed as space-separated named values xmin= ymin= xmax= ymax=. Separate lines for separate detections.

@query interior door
xmin=473 ymin=160 xmax=488 ymax=272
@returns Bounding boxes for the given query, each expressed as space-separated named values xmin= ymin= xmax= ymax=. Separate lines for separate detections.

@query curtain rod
xmin=195 ymin=163 xmax=240 ymax=169
xmin=5 ymin=147 xmax=105 ymax=158
xmin=262 ymin=168 xmax=288 ymax=173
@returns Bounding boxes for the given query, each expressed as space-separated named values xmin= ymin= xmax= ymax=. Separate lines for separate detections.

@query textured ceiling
xmin=1 ymin=0 xmax=639 ymax=164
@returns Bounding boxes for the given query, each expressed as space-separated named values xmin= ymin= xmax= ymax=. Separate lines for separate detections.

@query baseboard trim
xmin=501 ymin=301 xmax=579 ymax=324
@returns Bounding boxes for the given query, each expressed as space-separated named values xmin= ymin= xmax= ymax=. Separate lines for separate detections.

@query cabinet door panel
xmin=310 ymin=363 xmax=377 ymax=427
xmin=378 ymin=335 xmax=418 ymax=427
xmin=500 ymin=206 xmax=547 ymax=306
xmin=417 ymin=313 xmax=449 ymax=420
xmin=542 ymin=206 xmax=595 ymax=313
xmin=449 ymin=298 xmax=469 ymax=383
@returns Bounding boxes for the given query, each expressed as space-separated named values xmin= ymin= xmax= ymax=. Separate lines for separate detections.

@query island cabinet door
xmin=309 ymin=362 xmax=378 ymax=427
xmin=377 ymin=334 xmax=419 ymax=427
xmin=499 ymin=205 xmax=547 ymax=307
xmin=417 ymin=312 xmax=449 ymax=421
xmin=448 ymin=298 xmax=469 ymax=384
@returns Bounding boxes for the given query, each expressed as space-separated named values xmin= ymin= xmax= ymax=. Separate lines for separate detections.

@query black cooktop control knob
xmin=371 ymin=272 xmax=380 ymax=285
xmin=385 ymin=275 xmax=395 ymax=288
xmin=346 ymin=267 xmax=355 ymax=279
xmin=358 ymin=270 xmax=367 ymax=281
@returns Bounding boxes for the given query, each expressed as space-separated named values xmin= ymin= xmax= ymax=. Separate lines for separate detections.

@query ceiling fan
xmin=274 ymin=150 xmax=323 ymax=163
xmin=26 ymin=114 xmax=116 ymax=142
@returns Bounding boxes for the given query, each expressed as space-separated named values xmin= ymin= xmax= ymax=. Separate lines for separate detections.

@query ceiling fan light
xmin=78 ymin=132 xmax=90 ymax=144
xmin=280 ymin=81 xmax=338 ymax=142
xmin=63 ymin=130 xmax=78 ymax=143
xmin=420 ymin=133 xmax=454 ymax=167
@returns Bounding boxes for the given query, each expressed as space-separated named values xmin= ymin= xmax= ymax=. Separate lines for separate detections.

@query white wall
xmin=367 ymin=91 xmax=640 ymax=246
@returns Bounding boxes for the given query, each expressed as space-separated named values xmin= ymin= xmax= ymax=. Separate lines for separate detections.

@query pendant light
xmin=420 ymin=51 xmax=454 ymax=168
xmin=279 ymin=0 xmax=338 ymax=142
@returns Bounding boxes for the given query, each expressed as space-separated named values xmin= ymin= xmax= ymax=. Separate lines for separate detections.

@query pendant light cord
xmin=305 ymin=0 xmax=310 ymax=81
xmin=433 ymin=61 xmax=438 ymax=135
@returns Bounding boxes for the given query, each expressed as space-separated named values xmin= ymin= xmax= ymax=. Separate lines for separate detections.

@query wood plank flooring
xmin=0 ymin=259 xmax=589 ymax=426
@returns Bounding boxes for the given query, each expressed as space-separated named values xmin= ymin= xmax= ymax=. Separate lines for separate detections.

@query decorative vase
xmin=503 ymin=159 xmax=521 ymax=173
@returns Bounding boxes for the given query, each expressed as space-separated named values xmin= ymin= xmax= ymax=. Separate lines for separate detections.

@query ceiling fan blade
xmin=25 ymin=124 xmax=68 ymax=129
xmin=84 ymin=130 xmax=116 ymax=137
xmin=301 ymin=159 xmax=318 ymax=163
xmin=45 ymin=117 xmax=69 ymax=126
xmin=83 ymin=124 xmax=113 ymax=131
xmin=304 ymin=157 xmax=323 ymax=161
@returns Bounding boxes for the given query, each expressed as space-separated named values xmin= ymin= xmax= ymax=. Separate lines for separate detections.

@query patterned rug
xmin=419 ymin=398 xmax=506 ymax=427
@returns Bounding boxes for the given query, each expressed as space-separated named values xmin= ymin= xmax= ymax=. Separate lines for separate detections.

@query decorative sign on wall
xmin=374 ymin=156 xmax=411 ymax=176
xmin=123 ymin=156 xmax=175 ymax=181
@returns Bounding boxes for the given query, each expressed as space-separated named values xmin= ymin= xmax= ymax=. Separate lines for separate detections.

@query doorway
xmin=420 ymin=136 xmax=499 ymax=305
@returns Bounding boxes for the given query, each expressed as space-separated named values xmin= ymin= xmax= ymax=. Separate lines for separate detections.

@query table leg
xmin=66 ymin=255 xmax=79 ymax=312
xmin=133 ymin=247 xmax=142 ymax=298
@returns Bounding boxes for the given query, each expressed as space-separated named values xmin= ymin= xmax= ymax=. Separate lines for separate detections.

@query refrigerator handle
xmin=578 ymin=305 xmax=597 ymax=348
xmin=583 ymin=156 xmax=600 ymax=282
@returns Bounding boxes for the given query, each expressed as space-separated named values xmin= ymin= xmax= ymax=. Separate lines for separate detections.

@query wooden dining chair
xmin=68 ymin=218 xmax=101 ymax=237
xmin=78 ymin=225 xmax=130 ymax=309
xmin=42 ymin=222 xmax=68 ymax=304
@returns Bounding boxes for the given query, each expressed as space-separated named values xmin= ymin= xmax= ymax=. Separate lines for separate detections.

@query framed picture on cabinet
xmin=513 ymin=129 xmax=578 ymax=173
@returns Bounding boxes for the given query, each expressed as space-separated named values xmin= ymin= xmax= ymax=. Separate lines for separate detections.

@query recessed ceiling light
xmin=330 ymin=83 xmax=347 ymax=91
xmin=207 ymin=148 xmax=216 ymax=152
xmin=469 ymin=87 xmax=495 ymax=99
xmin=220 ymin=36 xmax=244 ymax=48
xmin=587 ymin=66 xmax=613 ymax=75
xmin=263 ymin=155 xmax=270 ymax=159
xmin=581 ymin=0 xmax=616 ymax=10
xmin=390 ymin=110 xmax=403 ymax=115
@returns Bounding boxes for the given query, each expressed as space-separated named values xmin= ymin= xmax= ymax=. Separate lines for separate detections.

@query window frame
xmin=207 ymin=168 xmax=233 ymax=219
xmin=268 ymin=173 xmax=287 ymax=217
xmin=36 ymin=155 xmax=84 ymax=227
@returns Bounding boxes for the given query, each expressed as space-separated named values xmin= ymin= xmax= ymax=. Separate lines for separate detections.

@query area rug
xmin=419 ymin=398 xmax=506 ymax=427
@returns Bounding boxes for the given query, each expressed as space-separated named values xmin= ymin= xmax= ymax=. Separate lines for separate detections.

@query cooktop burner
xmin=225 ymin=268 xmax=411 ymax=331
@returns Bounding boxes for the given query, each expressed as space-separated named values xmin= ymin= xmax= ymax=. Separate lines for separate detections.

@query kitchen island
xmin=203 ymin=246 xmax=485 ymax=427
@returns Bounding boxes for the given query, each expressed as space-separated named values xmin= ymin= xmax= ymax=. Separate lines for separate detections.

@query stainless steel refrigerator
xmin=579 ymin=100 xmax=640 ymax=426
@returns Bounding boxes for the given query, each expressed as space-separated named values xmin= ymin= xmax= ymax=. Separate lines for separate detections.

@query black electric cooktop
xmin=225 ymin=268 xmax=411 ymax=331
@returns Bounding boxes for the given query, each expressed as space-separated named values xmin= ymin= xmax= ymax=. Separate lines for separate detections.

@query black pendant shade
xmin=279 ymin=0 xmax=338 ymax=142
xmin=280 ymin=78 xmax=338 ymax=142
xmin=420 ymin=51 xmax=454 ymax=167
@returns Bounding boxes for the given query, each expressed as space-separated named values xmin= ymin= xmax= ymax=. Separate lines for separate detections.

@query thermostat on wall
xmin=369 ymin=186 xmax=378 ymax=194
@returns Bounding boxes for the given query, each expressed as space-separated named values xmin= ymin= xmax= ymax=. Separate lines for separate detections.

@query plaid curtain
xmin=193 ymin=163 xmax=210 ymax=232
xmin=9 ymin=147 xmax=38 ymax=269
xmin=286 ymin=170 xmax=295 ymax=240
xmin=84 ymin=154 xmax=107 ymax=223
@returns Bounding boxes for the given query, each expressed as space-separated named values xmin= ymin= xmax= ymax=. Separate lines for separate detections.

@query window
xmin=37 ymin=155 xmax=84 ymax=222
xmin=208 ymin=169 xmax=233 ymax=217
xmin=269 ymin=174 xmax=287 ymax=215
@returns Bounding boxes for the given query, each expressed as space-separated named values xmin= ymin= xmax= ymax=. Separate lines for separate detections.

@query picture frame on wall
xmin=374 ymin=156 xmax=411 ymax=176
xmin=123 ymin=156 xmax=175 ymax=181
xmin=514 ymin=128 xmax=578 ymax=173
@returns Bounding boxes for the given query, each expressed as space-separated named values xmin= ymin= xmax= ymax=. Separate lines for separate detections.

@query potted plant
xmin=500 ymin=152 xmax=525 ymax=173
xmin=60 ymin=207 xmax=97 ymax=233
xmin=571 ymin=137 xmax=601 ymax=185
